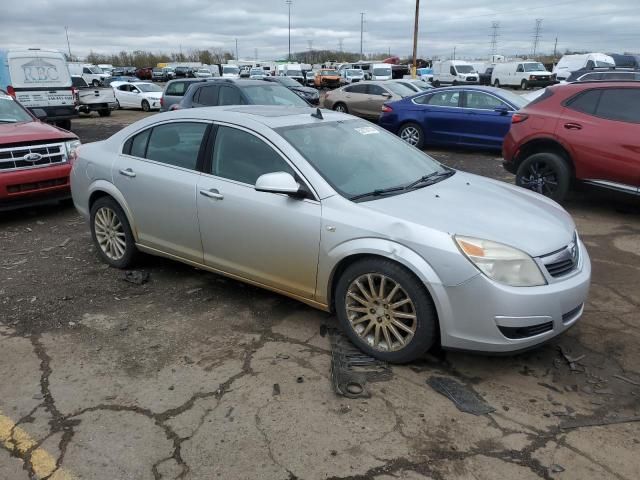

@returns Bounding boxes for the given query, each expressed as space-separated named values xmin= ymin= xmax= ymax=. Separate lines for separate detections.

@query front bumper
xmin=525 ymin=78 xmax=554 ymax=87
xmin=0 ymin=163 xmax=72 ymax=211
xmin=436 ymin=240 xmax=591 ymax=353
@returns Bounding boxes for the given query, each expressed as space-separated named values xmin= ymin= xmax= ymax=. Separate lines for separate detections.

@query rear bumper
xmin=28 ymin=106 xmax=77 ymax=121
xmin=0 ymin=163 xmax=71 ymax=211
xmin=78 ymin=102 xmax=118 ymax=113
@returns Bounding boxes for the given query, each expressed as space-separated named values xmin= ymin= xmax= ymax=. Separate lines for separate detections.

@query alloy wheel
xmin=519 ymin=160 xmax=559 ymax=196
xmin=400 ymin=126 xmax=420 ymax=146
xmin=94 ymin=207 xmax=127 ymax=260
xmin=345 ymin=273 xmax=417 ymax=352
xmin=335 ymin=104 xmax=346 ymax=112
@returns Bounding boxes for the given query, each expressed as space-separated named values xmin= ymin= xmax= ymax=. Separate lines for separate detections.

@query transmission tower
xmin=338 ymin=38 xmax=344 ymax=52
xmin=531 ymin=19 xmax=543 ymax=57
xmin=489 ymin=22 xmax=500 ymax=56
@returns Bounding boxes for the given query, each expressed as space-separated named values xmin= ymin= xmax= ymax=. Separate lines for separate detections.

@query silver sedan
xmin=71 ymin=106 xmax=591 ymax=362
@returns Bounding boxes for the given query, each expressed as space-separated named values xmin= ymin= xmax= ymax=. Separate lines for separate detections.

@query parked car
xmin=565 ymin=67 xmax=640 ymax=83
xmin=112 ymin=66 xmax=136 ymax=77
xmin=135 ymin=67 xmax=154 ymax=80
xmin=250 ymin=67 xmax=267 ymax=79
xmin=221 ymin=65 xmax=241 ymax=79
xmin=98 ymin=64 xmax=114 ymax=74
xmin=416 ymin=67 xmax=434 ymax=82
xmin=503 ymin=81 xmax=640 ymax=202
xmin=304 ymin=70 xmax=317 ymax=86
xmin=611 ymin=54 xmax=640 ymax=69
xmin=369 ymin=63 xmax=393 ymax=81
xmin=262 ymin=76 xmax=319 ymax=105
xmin=278 ymin=63 xmax=305 ymax=84
xmin=152 ymin=67 xmax=174 ymax=82
xmin=174 ymin=66 xmax=195 ymax=78
xmin=71 ymin=76 xmax=118 ymax=117
xmin=1 ymin=90 xmax=80 ymax=210
xmin=195 ymin=69 xmax=213 ymax=78
xmin=313 ymin=69 xmax=341 ymax=89
xmin=341 ymin=69 xmax=365 ymax=84
xmin=111 ymin=81 xmax=163 ymax=111
xmin=391 ymin=79 xmax=433 ymax=93
xmin=324 ymin=81 xmax=420 ymax=120
xmin=432 ymin=60 xmax=478 ymax=86
xmin=0 ymin=48 xmax=76 ymax=129
xmin=105 ymin=76 xmax=140 ymax=86
xmin=553 ymin=53 xmax=615 ymax=81
xmin=379 ymin=86 xmax=528 ymax=150
xmin=492 ymin=61 xmax=554 ymax=90
xmin=173 ymin=79 xmax=308 ymax=109
xmin=160 ymin=78 xmax=209 ymax=111
xmin=478 ymin=67 xmax=493 ymax=86
xmin=70 ymin=105 xmax=590 ymax=362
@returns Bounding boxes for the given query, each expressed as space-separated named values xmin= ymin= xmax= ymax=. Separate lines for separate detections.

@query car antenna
xmin=311 ymin=108 xmax=323 ymax=120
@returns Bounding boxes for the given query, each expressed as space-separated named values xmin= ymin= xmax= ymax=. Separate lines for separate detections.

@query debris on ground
xmin=123 ymin=270 xmax=150 ymax=285
xmin=427 ymin=376 xmax=495 ymax=416
xmin=550 ymin=464 xmax=565 ymax=473
xmin=328 ymin=329 xmax=392 ymax=399
xmin=560 ymin=416 xmax=640 ymax=430
xmin=273 ymin=383 xmax=280 ymax=396
xmin=558 ymin=346 xmax=586 ymax=372
xmin=296 ymin=376 xmax=304 ymax=384
xmin=613 ymin=374 xmax=640 ymax=387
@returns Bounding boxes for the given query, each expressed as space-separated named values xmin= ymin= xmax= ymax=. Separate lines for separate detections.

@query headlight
xmin=65 ymin=139 xmax=81 ymax=162
xmin=454 ymin=236 xmax=546 ymax=287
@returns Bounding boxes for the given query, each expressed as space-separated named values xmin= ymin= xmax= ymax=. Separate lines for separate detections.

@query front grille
xmin=466 ymin=77 xmax=478 ymax=82
xmin=0 ymin=142 xmax=67 ymax=172
xmin=562 ymin=304 xmax=583 ymax=323
xmin=541 ymin=239 xmax=579 ymax=278
xmin=7 ymin=177 xmax=67 ymax=193
xmin=546 ymin=258 xmax=575 ymax=277
xmin=499 ymin=321 xmax=553 ymax=339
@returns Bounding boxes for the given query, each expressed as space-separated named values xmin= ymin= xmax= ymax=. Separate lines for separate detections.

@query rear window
xmin=595 ymin=88 xmax=640 ymax=123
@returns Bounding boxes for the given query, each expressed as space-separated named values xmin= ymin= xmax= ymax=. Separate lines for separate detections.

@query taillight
xmin=512 ymin=113 xmax=529 ymax=124
xmin=381 ymin=104 xmax=393 ymax=113
xmin=71 ymin=87 xmax=79 ymax=105
xmin=160 ymin=96 xmax=164 ymax=107
xmin=7 ymin=85 xmax=15 ymax=97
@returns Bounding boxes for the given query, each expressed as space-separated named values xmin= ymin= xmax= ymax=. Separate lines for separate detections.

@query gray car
xmin=161 ymin=78 xmax=209 ymax=111
xmin=71 ymin=106 xmax=590 ymax=363
xmin=324 ymin=81 xmax=416 ymax=120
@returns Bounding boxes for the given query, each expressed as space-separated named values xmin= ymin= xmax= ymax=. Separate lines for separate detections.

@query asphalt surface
xmin=1 ymin=108 xmax=639 ymax=480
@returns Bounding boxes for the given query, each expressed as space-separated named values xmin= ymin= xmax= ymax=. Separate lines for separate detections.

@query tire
xmin=116 ymin=100 xmax=121 ymax=110
xmin=56 ymin=119 xmax=71 ymax=130
xmin=335 ymin=258 xmax=438 ymax=363
xmin=433 ymin=80 xmax=441 ymax=87
xmin=333 ymin=102 xmax=348 ymax=113
xmin=98 ymin=109 xmax=111 ymax=117
xmin=90 ymin=196 xmax=138 ymax=269
xmin=452 ymin=80 xmax=458 ymax=86
xmin=92 ymin=79 xmax=100 ymax=87
xmin=516 ymin=152 xmax=571 ymax=202
xmin=398 ymin=122 xmax=424 ymax=149
xmin=141 ymin=100 xmax=150 ymax=112
xmin=494 ymin=79 xmax=500 ymax=87
xmin=520 ymin=79 xmax=528 ymax=90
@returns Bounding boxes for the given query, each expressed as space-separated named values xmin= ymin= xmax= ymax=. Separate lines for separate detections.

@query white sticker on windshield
xmin=355 ymin=126 xmax=379 ymax=135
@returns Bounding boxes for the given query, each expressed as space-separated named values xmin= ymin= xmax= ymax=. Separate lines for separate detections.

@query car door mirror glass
xmin=255 ymin=172 xmax=301 ymax=196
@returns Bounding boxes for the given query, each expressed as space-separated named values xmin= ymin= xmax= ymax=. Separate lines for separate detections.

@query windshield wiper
xmin=349 ymin=185 xmax=407 ymax=201
xmin=404 ymin=169 xmax=455 ymax=190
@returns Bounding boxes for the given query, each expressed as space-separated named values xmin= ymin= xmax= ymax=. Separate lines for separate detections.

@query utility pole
xmin=453 ymin=46 xmax=456 ymax=60
xmin=531 ymin=19 xmax=543 ymax=57
xmin=338 ymin=38 xmax=343 ymax=52
xmin=235 ymin=38 xmax=239 ymax=60
xmin=411 ymin=0 xmax=420 ymax=78
xmin=553 ymin=36 xmax=558 ymax=60
xmin=360 ymin=12 xmax=365 ymax=61
xmin=255 ymin=48 xmax=258 ymax=62
xmin=64 ymin=26 xmax=72 ymax=59
xmin=489 ymin=21 xmax=500 ymax=57
xmin=286 ymin=0 xmax=292 ymax=61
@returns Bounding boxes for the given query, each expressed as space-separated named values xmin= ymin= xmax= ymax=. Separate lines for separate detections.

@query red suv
xmin=503 ymin=81 xmax=640 ymax=202
xmin=0 ymin=91 xmax=80 ymax=211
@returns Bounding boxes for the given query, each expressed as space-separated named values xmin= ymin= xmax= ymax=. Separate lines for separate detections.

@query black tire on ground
xmin=92 ymin=79 xmax=100 ymax=87
xmin=398 ymin=122 xmax=425 ymax=150
xmin=335 ymin=257 xmax=438 ymax=363
xmin=98 ymin=109 xmax=111 ymax=117
xmin=141 ymin=100 xmax=150 ymax=112
xmin=333 ymin=102 xmax=348 ymax=113
xmin=56 ymin=119 xmax=71 ymax=130
xmin=516 ymin=152 xmax=571 ymax=202
xmin=520 ymin=80 xmax=528 ymax=90
xmin=494 ymin=79 xmax=500 ymax=87
xmin=116 ymin=100 xmax=121 ymax=110
xmin=90 ymin=196 xmax=138 ymax=269
xmin=452 ymin=80 xmax=458 ymax=86
xmin=433 ymin=80 xmax=440 ymax=87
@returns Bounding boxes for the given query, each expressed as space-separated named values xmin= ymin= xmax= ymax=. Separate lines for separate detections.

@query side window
xmin=166 ymin=82 xmax=185 ymax=96
xmin=145 ymin=122 xmax=208 ymax=170
xmin=450 ymin=66 xmax=456 ymax=75
xmin=345 ymin=84 xmax=367 ymax=94
xmin=566 ymin=90 xmax=602 ymax=115
xmin=465 ymin=91 xmax=508 ymax=110
xmin=413 ymin=94 xmax=431 ymax=105
xmin=83 ymin=67 xmax=91 ymax=74
xmin=427 ymin=91 xmax=460 ymax=107
xmin=586 ymin=60 xmax=595 ymax=69
xmin=367 ymin=85 xmax=386 ymax=96
xmin=595 ymin=88 xmax=640 ymax=123
xmin=197 ymin=85 xmax=218 ymax=105
xmin=218 ymin=86 xmax=244 ymax=106
xmin=118 ymin=85 xmax=130 ymax=92
xmin=516 ymin=64 xmax=524 ymax=73
xmin=211 ymin=126 xmax=295 ymax=185
xmin=123 ymin=129 xmax=151 ymax=158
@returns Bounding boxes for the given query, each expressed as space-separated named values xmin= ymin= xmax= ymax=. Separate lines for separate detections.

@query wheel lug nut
xmin=370 ymin=309 xmax=376 ymax=314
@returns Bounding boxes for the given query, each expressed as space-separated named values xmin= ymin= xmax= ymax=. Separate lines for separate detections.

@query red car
xmin=135 ymin=67 xmax=153 ymax=80
xmin=0 ymin=91 xmax=80 ymax=211
xmin=503 ymin=81 xmax=640 ymax=202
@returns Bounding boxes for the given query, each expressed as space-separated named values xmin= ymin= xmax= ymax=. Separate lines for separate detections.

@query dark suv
xmin=566 ymin=67 xmax=640 ymax=83
xmin=262 ymin=76 xmax=320 ymax=104
xmin=172 ymin=79 xmax=309 ymax=109
xmin=174 ymin=66 xmax=195 ymax=78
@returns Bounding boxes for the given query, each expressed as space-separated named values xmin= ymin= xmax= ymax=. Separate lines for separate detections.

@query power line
xmin=489 ymin=21 xmax=500 ymax=56
xmin=531 ymin=18 xmax=543 ymax=56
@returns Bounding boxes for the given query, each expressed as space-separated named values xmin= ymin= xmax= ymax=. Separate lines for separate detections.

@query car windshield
xmin=347 ymin=69 xmax=362 ymax=76
xmin=494 ymin=89 xmax=529 ymax=109
xmin=277 ymin=120 xmax=449 ymax=200
xmin=373 ymin=68 xmax=392 ymax=76
xmin=455 ymin=65 xmax=475 ymax=73
xmin=410 ymin=80 xmax=430 ymax=90
xmin=153 ymin=68 xmax=162 ymax=72
xmin=286 ymin=70 xmax=303 ymax=77
xmin=137 ymin=83 xmax=162 ymax=92
xmin=524 ymin=63 xmax=546 ymax=72
xmin=321 ymin=70 xmax=338 ymax=76
xmin=242 ymin=85 xmax=308 ymax=106
xmin=595 ymin=60 xmax=615 ymax=67
xmin=223 ymin=66 xmax=240 ymax=74
xmin=88 ymin=66 xmax=103 ymax=74
xmin=275 ymin=76 xmax=301 ymax=87
xmin=0 ymin=96 xmax=33 ymax=123
xmin=385 ymin=82 xmax=415 ymax=97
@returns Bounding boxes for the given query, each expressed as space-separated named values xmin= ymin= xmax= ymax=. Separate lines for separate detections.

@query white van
xmin=67 ymin=63 xmax=109 ymax=86
xmin=0 ymin=48 xmax=75 ymax=128
xmin=491 ymin=61 xmax=554 ymax=89
xmin=281 ymin=63 xmax=305 ymax=84
xmin=432 ymin=60 xmax=478 ymax=86
xmin=552 ymin=53 xmax=615 ymax=81
xmin=98 ymin=64 xmax=114 ymax=74
xmin=370 ymin=63 xmax=393 ymax=81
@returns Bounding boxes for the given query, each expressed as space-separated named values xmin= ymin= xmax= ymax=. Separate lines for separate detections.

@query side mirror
xmin=382 ymin=92 xmax=392 ymax=98
xmin=32 ymin=108 xmax=47 ymax=120
xmin=255 ymin=172 xmax=301 ymax=196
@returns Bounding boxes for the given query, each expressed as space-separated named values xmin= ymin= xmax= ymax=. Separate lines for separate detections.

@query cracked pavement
xmin=1 ymin=110 xmax=639 ymax=479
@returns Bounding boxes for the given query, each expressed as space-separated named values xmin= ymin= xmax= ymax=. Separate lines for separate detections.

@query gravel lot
xmin=1 ymin=108 xmax=639 ymax=480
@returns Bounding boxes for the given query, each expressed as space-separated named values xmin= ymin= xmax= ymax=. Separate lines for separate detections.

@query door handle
xmin=199 ymin=188 xmax=224 ymax=200
xmin=119 ymin=168 xmax=136 ymax=178
xmin=564 ymin=123 xmax=582 ymax=130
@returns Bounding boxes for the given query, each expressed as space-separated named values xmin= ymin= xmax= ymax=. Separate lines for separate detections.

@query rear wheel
xmin=92 ymin=79 xmax=100 ymax=87
xmin=494 ymin=79 xmax=500 ymax=87
xmin=98 ymin=109 xmax=111 ymax=117
xmin=335 ymin=258 xmax=438 ymax=363
xmin=452 ymin=80 xmax=458 ymax=86
xmin=90 ymin=197 xmax=138 ymax=268
xmin=516 ymin=152 xmax=571 ymax=202
xmin=333 ymin=102 xmax=348 ymax=113
xmin=141 ymin=100 xmax=150 ymax=112
xmin=433 ymin=80 xmax=441 ymax=87
xmin=116 ymin=100 xmax=121 ymax=110
xmin=398 ymin=122 xmax=424 ymax=149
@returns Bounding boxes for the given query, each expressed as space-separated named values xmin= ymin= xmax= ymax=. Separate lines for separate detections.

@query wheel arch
xmin=515 ymin=137 xmax=575 ymax=176
xmin=88 ymin=180 xmax=139 ymax=242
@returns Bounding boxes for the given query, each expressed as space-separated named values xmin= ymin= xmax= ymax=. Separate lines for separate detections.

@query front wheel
xmin=92 ymin=79 xmax=100 ymax=87
xmin=98 ymin=109 xmax=111 ymax=117
xmin=494 ymin=79 xmax=500 ymax=87
xmin=432 ymin=80 xmax=440 ymax=87
xmin=398 ymin=122 xmax=424 ymax=149
xmin=335 ymin=258 xmax=438 ymax=363
xmin=520 ymin=80 xmax=528 ymax=90
xmin=141 ymin=100 xmax=150 ymax=112
xmin=516 ymin=152 xmax=571 ymax=202
xmin=90 ymin=197 xmax=138 ymax=268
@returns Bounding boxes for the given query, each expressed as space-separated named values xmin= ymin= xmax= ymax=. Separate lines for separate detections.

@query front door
xmin=414 ymin=89 xmax=462 ymax=145
xmin=113 ymin=121 xmax=210 ymax=261
xmin=458 ymin=90 xmax=513 ymax=148
xmin=364 ymin=84 xmax=390 ymax=119
xmin=196 ymin=125 xmax=321 ymax=299
xmin=342 ymin=84 xmax=369 ymax=117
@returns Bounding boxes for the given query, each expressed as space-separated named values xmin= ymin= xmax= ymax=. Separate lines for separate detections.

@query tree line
xmin=83 ymin=49 xmax=236 ymax=67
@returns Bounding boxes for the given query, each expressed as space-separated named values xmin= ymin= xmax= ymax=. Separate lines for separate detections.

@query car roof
xmin=556 ymin=80 xmax=640 ymax=89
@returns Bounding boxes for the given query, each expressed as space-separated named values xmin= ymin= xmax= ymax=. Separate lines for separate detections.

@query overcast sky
xmin=2 ymin=0 xmax=639 ymax=60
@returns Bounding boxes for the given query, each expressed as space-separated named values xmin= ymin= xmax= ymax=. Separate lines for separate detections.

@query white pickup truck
xmin=71 ymin=76 xmax=118 ymax=117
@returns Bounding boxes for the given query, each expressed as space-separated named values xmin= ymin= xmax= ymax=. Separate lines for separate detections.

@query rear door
xmin=342 ymin=84 xmax=369 ymax=116
xmin=192 ymin=84 xmax=219 ymax=107
xmin=363 ymin=84 xmax=390 ymax=119
xmin=411 ymin=90 xmax=462 ymax=145
xmin=457 ymin=90 xmax=513 ymax=148
xmin=559 ymin=87 xmax=640 ymax=190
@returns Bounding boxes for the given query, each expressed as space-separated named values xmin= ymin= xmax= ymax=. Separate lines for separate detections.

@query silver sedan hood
xmin=361 ymin=171 xmax=575 ymax=257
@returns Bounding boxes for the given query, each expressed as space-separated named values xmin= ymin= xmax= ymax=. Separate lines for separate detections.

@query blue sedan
xmin=378 ymin=86 xmax=529 ymax=150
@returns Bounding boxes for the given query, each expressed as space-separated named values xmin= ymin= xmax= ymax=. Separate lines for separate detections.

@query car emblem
xmin=23 ymin=153 xmax=43 ymax=162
